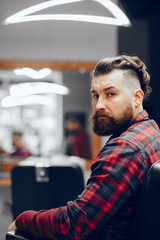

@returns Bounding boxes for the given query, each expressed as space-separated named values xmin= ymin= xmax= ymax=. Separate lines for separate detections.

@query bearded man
xmin=8 ymin=55 xmax=160 ymax=240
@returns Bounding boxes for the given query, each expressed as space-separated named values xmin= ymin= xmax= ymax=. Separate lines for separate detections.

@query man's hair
xmin=93 ymin=55 xmax=152 ymax=98
xmin=12 ymin=131 xmax=22 ymax=139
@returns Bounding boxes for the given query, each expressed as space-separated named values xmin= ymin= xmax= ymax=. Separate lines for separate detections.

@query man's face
xmin=66 ymin=120 xmax=81 ymax=134
xmin=90 ymin=69 xmax=135 ymax=136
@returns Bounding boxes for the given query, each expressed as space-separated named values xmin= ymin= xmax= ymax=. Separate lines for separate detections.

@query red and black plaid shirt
xmin=16 ymin=111 xmax=160 ymax=240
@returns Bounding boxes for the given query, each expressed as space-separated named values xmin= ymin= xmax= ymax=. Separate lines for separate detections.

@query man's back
xmin=89 ymin=110 xmax=160 ymax=239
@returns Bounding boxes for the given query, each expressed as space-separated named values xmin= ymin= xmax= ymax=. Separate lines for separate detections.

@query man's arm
xmin=9 ymin=140 xmax=145 ymax=240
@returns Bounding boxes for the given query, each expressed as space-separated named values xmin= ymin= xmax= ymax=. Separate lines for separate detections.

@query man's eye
xmin=108 ymin=92 xmax=115 ymax=97
xmin=92 ymin=94 xmax=98 ymax=99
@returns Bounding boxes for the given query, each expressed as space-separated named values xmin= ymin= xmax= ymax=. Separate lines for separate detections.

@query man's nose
xmin=95 ymin=97 xmax=105 ymax=111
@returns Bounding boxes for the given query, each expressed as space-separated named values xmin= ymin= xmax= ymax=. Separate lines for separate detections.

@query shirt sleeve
xmin=15 ymin=139 xmax=146 ymax=240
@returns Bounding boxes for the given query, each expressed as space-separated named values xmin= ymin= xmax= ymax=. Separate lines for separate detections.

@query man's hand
xmin=8 ymin=221 xmax=17 ymax=232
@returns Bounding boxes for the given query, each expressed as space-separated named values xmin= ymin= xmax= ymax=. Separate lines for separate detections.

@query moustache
xmin=89 ymin=111 xmax=110 ymax=121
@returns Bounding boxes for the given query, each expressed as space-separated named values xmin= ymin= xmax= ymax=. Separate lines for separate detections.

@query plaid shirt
xmin=16 ymin=110 xmax=160 ymax=240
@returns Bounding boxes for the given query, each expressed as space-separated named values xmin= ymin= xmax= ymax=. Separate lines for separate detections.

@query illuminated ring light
xmin=3 ymin=0 xmax=131 ymax=27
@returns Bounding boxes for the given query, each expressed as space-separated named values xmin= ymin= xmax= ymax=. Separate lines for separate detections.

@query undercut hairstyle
xmin=93 ymin=55 xmax=152 ymax=99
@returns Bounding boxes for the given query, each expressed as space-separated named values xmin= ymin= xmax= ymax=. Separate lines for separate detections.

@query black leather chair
xmin=10 ymin=163 xmax=85 ymax=219
xmin=6 ymin=230 xmax=40 ymax=240
xmin=131 ymin=160 xmax=160 ymax=240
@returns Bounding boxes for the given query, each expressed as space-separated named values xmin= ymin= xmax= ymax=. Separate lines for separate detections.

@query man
xmin=65 ymin=116 xmax=91 ymax=160
xmin=0 ymin=131 xmax=32 ymax=158
xmin=8 ymin=55 xmax=160 ymax=240
xmin=10 ymin=131 xmax=32 ymax=158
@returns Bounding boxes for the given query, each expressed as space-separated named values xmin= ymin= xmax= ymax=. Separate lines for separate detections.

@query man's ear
xmin=134 ymin=89 xmax=144 ymax=108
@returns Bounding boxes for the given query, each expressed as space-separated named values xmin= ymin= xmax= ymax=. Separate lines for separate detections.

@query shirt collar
xmin=109 ymin=110 xmax=149 ymax=140
xmin=129 ymin=110 xmax=149 ymax=126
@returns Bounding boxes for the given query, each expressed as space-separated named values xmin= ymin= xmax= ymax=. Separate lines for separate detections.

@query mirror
xmin=0 ymin=60 xmax=99 ymax=160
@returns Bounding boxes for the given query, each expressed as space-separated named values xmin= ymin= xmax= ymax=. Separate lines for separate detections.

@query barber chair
xmin=131 ymin=160 xmax=160 ymax=240
xmin=6 ymin=231 xmax=39 ymax=240
xmin=6 ymin=160 xmax=160 ymax=240
xmin=10 ymin=163 xmax=85 ymax=220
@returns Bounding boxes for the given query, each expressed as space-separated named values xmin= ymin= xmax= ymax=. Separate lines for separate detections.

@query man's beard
xmin=89 ymin=103 xmax=134 ymax=136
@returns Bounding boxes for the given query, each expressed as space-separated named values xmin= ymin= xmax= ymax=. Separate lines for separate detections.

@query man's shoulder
xmin=112 ymin=118 xmax=160 ymax=150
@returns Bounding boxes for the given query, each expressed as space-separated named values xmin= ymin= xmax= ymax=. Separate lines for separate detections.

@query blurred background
xmin=0 ymin=0 xmax=159 ymax=239
xmin=0 ymin=0 xmax=159 ymax=158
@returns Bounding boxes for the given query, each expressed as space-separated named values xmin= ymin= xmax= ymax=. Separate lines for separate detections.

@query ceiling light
xmin=14 ymin=68 xmax=52 ymax=79
xmin=1 ymin=95 xmax=53 ymax=108
xmin=3 ymin=0 xmax=131 ymax=27
xmin=9 ymin=82 xmax=70 ymax=97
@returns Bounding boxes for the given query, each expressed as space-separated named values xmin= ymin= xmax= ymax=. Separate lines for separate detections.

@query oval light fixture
xmin=1 ymin=95 xmax=54 ymax=108
xmin=9 ymin=82 xmax=70 ymax=97
xmin=3 ymin=0 xmax=131 ymax=27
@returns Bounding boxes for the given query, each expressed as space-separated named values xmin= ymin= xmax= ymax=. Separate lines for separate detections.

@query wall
xmin=63 ymin=71 xmax=91 ymax=115
xmin=63 ymin=71 xmax=92 ymax=138
xmin=118 ymin=17 xmax=160 ymax=126
xmin=118 ymin=20 xmax=149 ymax=67
xmin=149 ymin=10 xmax=160 ymax=126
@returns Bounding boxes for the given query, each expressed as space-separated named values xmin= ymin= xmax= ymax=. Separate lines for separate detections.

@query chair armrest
xmin=6 ymin=230 xmax=44 ymax=240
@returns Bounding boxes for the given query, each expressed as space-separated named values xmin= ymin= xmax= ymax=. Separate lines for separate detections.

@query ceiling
xmin=0 ymin=0 xmax=118 ymax=62
xmin=0 ymin=0 xmax=159 ymax=63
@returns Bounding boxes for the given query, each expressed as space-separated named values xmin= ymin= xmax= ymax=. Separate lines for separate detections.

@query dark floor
xmin=0 ymin=186 xmax=13 ymax=240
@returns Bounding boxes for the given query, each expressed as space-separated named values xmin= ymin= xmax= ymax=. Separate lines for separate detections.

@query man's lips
xmin=92 ymin=111 xmax=110 ymax=120
xmin=96 ymin=115 xmax=107 ymax=119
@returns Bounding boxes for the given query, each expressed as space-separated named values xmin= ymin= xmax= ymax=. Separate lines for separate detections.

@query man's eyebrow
xmin=90 ymin=86 xmax=117 ymax=93
xmin=90 ymin=89 xmax=97 ymax=94
xmin=103 ymin=86 xmax=117 ymax=91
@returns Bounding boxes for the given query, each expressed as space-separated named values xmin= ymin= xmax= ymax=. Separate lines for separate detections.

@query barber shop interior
xmin=0 ymin=0 xmax=160 ymax=240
